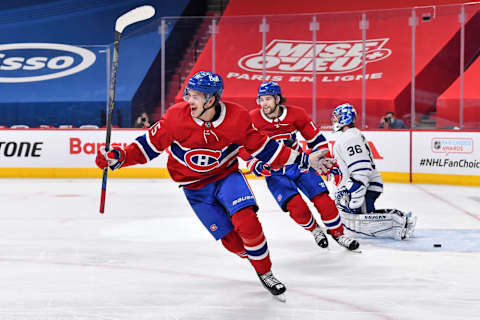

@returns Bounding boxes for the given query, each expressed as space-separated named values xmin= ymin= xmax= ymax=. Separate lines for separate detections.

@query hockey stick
xmin=99 ymin=5 xmax=155 ymax=214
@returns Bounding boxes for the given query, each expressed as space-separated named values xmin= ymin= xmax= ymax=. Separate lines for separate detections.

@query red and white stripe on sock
xmin=231 ymin=207 xmax=271 ymax=274
xmin=313 ymin=193 xmax=344 ymax=238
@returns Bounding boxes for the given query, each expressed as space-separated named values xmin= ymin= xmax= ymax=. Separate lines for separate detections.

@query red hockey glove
xmin=95 ymin=146 xmax=126 ymax=171
xmin=247 ymin=159 xmax=272 ymax=177
xmin=327 ymin=165 xmax=342 ymax=186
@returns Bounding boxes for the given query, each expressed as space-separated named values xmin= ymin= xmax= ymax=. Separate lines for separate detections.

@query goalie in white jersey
xmin=330 ymin=103 xmax=416 ymax=240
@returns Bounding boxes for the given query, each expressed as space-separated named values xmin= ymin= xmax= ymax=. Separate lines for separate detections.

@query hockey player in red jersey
xmin=95 ymin=71 xmax=334 ymax=299
xmin=242 ymin=81 xmax=360 ymax=251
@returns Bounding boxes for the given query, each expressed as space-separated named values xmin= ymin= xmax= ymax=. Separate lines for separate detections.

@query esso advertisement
xmin=413 ymin=131 xmax=480 ymax=175
xmin=0 ymin=130 xmax=167 ymax=168
xmin=0 ymin=43 xmax=96 ymax=83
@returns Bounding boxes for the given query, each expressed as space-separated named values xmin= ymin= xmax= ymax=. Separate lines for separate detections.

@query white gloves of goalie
xmin=335 ymin=179 xmax=367 ymax=213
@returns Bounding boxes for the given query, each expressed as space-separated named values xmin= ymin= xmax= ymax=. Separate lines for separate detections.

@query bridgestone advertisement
xmin=0 ymin=129 xmax=167 ymax=168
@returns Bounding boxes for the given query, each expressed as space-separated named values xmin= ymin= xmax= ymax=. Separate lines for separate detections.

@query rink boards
xmin=0 ymin=128 xmax=479 ymax=186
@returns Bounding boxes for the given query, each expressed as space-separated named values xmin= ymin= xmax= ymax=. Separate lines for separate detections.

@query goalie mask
xmin=332 ymin=103 xmax=357 ymax=132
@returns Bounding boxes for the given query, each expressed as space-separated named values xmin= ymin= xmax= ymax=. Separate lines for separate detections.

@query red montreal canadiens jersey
xmin=122 ymin=101 xmax=297 ymax=189
xmin=248 ymin=105 xmax=328 ymax=153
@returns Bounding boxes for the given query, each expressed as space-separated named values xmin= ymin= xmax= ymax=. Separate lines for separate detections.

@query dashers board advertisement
xmin=412 ymin=131 xmax=480 ymax=176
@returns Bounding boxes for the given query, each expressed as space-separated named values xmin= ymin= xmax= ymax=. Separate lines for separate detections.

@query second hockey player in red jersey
xmin=95 ymin=72 xmax=333 ymax=299
xmin=243 ymin=81 xmax=360 ymax=251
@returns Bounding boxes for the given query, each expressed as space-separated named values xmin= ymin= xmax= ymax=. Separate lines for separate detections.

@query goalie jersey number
xmin=347 ymin=140 xmax=375 ymax=169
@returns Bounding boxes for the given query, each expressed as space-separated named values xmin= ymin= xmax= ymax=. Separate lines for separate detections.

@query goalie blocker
xmin=339 ymin=209 xmax=417 ymax=240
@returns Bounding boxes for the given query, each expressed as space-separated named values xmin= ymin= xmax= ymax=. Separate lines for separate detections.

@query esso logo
xmin=184 ymin=149 xmax=222 ymax=172
xmin=0 ymin=43 xmax=96 ymax=83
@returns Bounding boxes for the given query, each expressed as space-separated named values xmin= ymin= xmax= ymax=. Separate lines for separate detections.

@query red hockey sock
xmin=286 ymin=194 xmax=317 ymax=232
xmin=231 ymin=207 xmax=271 ymax=275
xmin=221 ymin=230 xmax=247 ymax=259
xmin=313 ymin=193 xmax=344 ymax=238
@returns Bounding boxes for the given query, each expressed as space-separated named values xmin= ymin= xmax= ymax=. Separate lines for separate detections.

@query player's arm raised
xmin=96 ymin=116 xmax=172 ymax=170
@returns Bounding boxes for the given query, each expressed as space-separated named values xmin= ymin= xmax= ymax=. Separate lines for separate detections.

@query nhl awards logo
xmin=431 ymin=138 xmax=473 ymax=155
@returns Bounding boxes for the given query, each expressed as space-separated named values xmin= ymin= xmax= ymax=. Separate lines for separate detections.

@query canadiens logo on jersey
xmin=184 ymin=149 xmax=222 ymax=172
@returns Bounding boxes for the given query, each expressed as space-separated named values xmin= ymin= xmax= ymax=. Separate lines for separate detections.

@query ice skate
xmin=334 ymin=234 xmax=360 ymax=252
xmin=258 ymin=271 xmax=286 ymax=302
xmin=311 ymin=226 xmax=328 ymax=248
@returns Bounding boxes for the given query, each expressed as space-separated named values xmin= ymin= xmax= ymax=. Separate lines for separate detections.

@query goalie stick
xmin=99 ymin=5 xmax=155 ymax=214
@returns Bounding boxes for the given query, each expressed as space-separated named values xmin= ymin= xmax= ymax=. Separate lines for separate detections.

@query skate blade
xmin=273 ymin=293 xmax=287 ymax=303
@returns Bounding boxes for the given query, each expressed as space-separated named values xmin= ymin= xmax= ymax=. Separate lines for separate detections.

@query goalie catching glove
xmin=95 ymin=146 xmax=126 ymax=171
xmin=335 ymin=178 xmax=366 ymax=213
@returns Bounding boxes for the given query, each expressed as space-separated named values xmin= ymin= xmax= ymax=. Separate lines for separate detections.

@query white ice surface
xmin=0 ymin=178 xmax=479 ymax=320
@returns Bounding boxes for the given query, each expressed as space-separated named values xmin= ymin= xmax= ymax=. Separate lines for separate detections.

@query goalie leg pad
xmin=340 ymin=209 xmax=409 ymax=240
xmin=404 ymin=212 xmax=417 ymax=238
xmin=313 ymin=193 xmax=344 ymax=238
xmin=375 ymin=209 xmax=417 ymax=239
xmin=286 ymin=194 xmax=317 ymax=232
xmin=232 ymin=207 xmax=271 ymax=274
xmin=221 ymin=230 xmax=247 ymax=259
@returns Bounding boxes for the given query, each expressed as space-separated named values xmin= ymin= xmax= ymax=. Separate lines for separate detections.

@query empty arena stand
xmin=436 ymin=51 xmax=480 ymax=129
xmin=176 ymin=0 xmax=480 ymax=128
xmin=0 ymin=0 xmax=192 ymax=128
